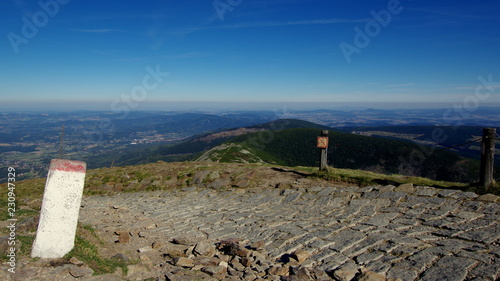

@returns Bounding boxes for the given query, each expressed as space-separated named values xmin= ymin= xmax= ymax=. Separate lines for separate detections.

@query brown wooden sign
xmin=317 ymin=136 xmax=329 ymax=148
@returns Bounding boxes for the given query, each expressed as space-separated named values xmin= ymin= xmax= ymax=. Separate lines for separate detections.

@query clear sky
xmin=1 ymin=0 xmax=500 ymax=111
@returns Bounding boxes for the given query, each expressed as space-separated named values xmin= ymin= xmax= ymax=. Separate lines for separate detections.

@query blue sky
xmin=1 ymin=0 xmax=500 ymax=110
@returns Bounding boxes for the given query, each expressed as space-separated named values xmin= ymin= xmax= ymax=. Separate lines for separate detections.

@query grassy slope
xmin=225 ymin=128 xmax=484 ymax=183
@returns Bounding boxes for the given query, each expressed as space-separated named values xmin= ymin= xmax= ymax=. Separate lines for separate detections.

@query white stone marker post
xmin=31 ymin=159 xmax=87 ymax=258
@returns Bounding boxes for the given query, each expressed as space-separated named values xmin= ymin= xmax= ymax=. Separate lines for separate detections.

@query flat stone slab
xmin=80 ymin=184 xmax=500 ymax=281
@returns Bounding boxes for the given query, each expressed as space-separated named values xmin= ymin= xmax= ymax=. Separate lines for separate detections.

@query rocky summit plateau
xmin=1 ymin=162 xmax=499 ymax=281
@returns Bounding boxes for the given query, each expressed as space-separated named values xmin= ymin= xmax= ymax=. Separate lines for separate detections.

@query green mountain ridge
xmin=82 ymin=119 xmax=498 ymax=185
xmin=84 ymin=119 xmax=332 ymax=168
xmin=195 ymin=127 xmax=488 ymax=184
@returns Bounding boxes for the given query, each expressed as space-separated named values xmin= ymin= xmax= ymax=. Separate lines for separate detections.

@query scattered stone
xmin=111 ymin=253 xmax=130 ymax=262
xmin=17 ymin=216 xmax=39 ymax=232
xmin=165 ymin=269 xmax=216 ymax=281
xmin=152 ymin=240 xmax=165 ymax=249
xmin=49 ymin=258 xmax=71 ymax=267
xmin=208 ymin=178 xmax=231 ymax=189
xmin=414 ymin=187 xmax=437 ymax=197
xmin=332 ymin=263 xmax=360 ymax=281
xmin=208 ymin=171 xmax=221 ymax=181
xmin=162 ymin=242 xmax=189 ymax=258
xmin=173 ymin=236 xmax=203 ymax=246
xmin=243 ymin=270 xmax=257 ymax=280
xmin=202 ymin=265 xmax=227 ymax=279
xmin=194 ymin=256 xmax=222 ymax=266
xmin=477 ymin=193 xmax=500 ymax=202
xmin=126 ymin=264 xmax=150 ymax=279
xmin=240 ymin=257 xmax=252 ymax=267
xmin=218 ymin=261 xmax=229 ymax=268
xmin=394 ymin=183 xmax=414 ymax=194
xmin=115 ymin=231 xmax=131 ymax=243
xmin=7 ymin=267 xmax=39 ymax=280
xmin=288 ymin=266 xmax=314 ymax=280
xmin=235 ymin=178 xmax=251 ymax=188
xmin=193 ymin=170 xmax=211 ymax=185
xmin=291 ymin=249 xmax=310 ymax=263
xmin=251 ymin=251 xmax=267 ymax=265
xmin=267 ymin=265 xmax=289 ymax=276
xmin=173 ymin=257 xmax=195 ymax=268
xmin=138 ymin=245 xmax=154 ymax=253
xmin=69 ymin=257 xmax=84 ymax=265
xmin=356 ymin=270 xmax=386 ymax=281
xmin=231 ymin=261 xmax=246 ymax=272
xmin=250 ymin=240 xmax=266 ymax=251
xmin=0 ymin=236 xmax=10 ymax=255
xmin=145 ymin=223 xmax=157 ymax=229
xmin=219 ymin=239 xmax=251 ymax=257
xmin=194 ymin=241 xmax=217 ymax=257
xmin=68 ymin=264 xmax=94 ymax=278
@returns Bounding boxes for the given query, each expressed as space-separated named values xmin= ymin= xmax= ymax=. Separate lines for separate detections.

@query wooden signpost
xmin=317 ymin=130 xmax=329 ymax=171
xmin=480 ymin=128 xmax=496 ymax=190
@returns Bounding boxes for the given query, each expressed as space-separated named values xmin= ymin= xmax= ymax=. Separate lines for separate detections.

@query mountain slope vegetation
xmin=84 ymin=119 xmax=331 ymax=168
xmin=84 ymin=119 xmax=496 ymax=184
xmin=201 ymin=128 xmax=484 ymax=183
xmin=352 ymin=125 xmax=500 ymax=162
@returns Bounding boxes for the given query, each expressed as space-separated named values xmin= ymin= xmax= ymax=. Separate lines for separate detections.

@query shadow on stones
xmin=277 ymin=253 xmax=292 ymax=263
xmin=271 ymin=167 xmax=309 ymax=177
xmin=372 ymin=179 xmax=399 ymax=186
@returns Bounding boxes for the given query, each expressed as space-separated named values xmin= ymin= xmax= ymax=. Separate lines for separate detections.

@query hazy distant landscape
xmin=1 ymin=107 xmax=499 ymax=184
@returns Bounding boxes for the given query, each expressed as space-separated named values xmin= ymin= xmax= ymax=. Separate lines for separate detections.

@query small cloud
xmin=106 ymin=52 xmax=205 ymax=63
xmin=385 ymin=83 xmax=416 ymax=88
xmin=456 ymin=85 xmax=500 ymax=90
xmin=69 ymin=28 xmax=127 ymax=33
xmin=211 ymin=18 xmax=370 ymax=29
xmin=168 ymin=18 xmax=369 ymax=36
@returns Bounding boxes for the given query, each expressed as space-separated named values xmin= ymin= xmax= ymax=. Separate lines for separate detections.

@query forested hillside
xmin=84 ymin=119 xmax=331 ymax=168
xmin=228 ymin=128 xmax=484 ymax=183
xmin=83 ymin=119 xmax=496 ymax=184
xmin=352 ymin=126 xmax=500 ymax=162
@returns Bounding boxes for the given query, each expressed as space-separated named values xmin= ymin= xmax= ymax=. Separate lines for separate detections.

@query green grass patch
xmin=64 ymin=224 xmax=132 ymax=276
xmin=17 ymin=208 xmax=38 ymax=218
xmin=311 ymin=167 xmax=468 ymax=189
xmin=0 ymin=198 xmax=10 ymax=221
xmin=0 ymin=235 xmax=35 ymax=262
xmin=18 ymin=235 xmax=35 ymax=257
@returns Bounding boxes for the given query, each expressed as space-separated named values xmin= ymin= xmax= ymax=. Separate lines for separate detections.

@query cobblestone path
xmin=80 ymin=183 xmax=500 ymax=281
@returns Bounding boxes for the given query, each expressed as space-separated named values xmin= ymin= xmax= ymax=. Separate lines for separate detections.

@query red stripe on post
xmin=50 ymin=159 xmax=87 ymax=173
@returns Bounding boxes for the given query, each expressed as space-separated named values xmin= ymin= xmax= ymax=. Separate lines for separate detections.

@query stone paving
xmin=79 ymin=182 xmax=500 ymax=281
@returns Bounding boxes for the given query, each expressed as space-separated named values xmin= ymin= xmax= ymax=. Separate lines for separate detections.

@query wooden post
xmin=58 ymin=124 xmax=65 ymax=158
xmin=317 ymin=130 xmax=329 ymax=171
xmin=480 ymin=128 xmax=496 ymax=190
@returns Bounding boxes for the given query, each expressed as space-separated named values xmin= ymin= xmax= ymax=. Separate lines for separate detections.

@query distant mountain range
xmin=85 ymin=119 xmax=498 ymax=184
xmin=1 ymin=109 xmax=498 ymax=184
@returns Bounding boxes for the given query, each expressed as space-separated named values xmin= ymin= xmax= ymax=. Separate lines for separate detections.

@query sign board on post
xmin=318 ymin=130 xmax=329 ymax=171
xmin=317 ymin=137 xmax=329 ymax=148
xmin=31 ymin=159 xmax=87 ymax=259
